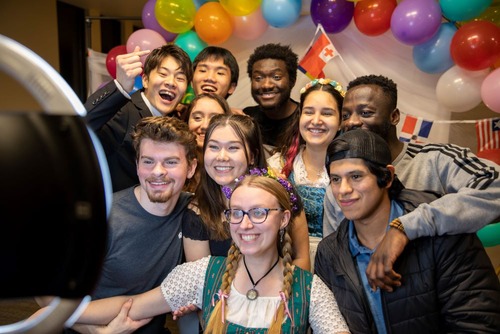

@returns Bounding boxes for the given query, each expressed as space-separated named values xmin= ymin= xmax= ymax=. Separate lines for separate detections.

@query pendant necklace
xmin=243 ymin=255 xmax=280 ymax=301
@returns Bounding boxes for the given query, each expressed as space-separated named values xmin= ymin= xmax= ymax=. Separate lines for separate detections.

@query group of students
xmin=33 ymin=41 xmax=500 ymax=333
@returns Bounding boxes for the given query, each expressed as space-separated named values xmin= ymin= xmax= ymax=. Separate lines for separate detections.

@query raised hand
xmin=115 ymin=46 xmax=150 ymax=92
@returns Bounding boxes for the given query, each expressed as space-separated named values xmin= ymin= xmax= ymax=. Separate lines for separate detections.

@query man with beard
xmin=243 ymin=43 xmax=300 ymax=157
xmin=85 ymin=45 xmax=193 ymax=193
xmin=322 ymin=74 xmax=500 ymax=292
xmin=60 ymin=116 xmax=201 ymax=333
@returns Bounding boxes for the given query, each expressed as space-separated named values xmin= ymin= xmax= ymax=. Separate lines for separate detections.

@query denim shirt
xmin=348 ymin=200 xmax=404 ymax=334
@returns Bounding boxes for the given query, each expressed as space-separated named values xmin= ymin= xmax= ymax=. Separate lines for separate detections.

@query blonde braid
xmin=204 ymin=244 xmax=241 ymax=334
xmin=268 ymin=229 xmax=294 ymax=334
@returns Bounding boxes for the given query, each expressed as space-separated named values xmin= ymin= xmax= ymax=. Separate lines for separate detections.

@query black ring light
xmin=0 ymin=34 xmax=111 ymax=333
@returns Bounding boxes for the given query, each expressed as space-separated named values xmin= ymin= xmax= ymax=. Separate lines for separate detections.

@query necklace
xmin=243 ymin=256 xmax=280 ymax=301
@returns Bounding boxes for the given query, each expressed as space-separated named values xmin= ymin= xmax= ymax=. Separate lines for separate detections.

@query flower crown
xmin=300 ymin=78 xmax=346 ymax=97
xmin=222 ymin=167 xmax=300 ymax=213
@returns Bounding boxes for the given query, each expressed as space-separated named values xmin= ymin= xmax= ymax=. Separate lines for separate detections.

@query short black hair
xmin=246 ymin=43 xmax=298 ymax=86
xmin=347 ymin=74 xmax=397 ymax=111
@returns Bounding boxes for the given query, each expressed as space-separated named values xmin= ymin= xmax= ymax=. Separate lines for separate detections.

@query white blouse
xmin=160 ymin=256 xmax=350 ymax=333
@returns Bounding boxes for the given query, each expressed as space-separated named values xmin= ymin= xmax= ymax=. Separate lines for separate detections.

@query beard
xmin=147 ymin=189 xmax=173 ymax=203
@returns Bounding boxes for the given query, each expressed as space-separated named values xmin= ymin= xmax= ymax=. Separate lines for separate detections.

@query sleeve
xmin=399 ymin=146 xmax=500 ymax=240
xmin=84 ymin=80 xmax=131 ymax=131
xmin=267 ymin=152 xmax=284 ymax=173
xmin=182 ymin=208 xmax=210 ymax=241
xmin=434 ymin=234 xmax=500 ymax=332
xmin=322 ymin=186 xmax=344 ymax=237
xmin=160 ymin=256 xmax=210 ymax=311
xmin=309 ymin=275 xmax=350 ymax=334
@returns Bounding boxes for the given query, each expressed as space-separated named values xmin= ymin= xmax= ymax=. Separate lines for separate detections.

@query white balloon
xmin=436 ymin=65 xmax=490 ymax=112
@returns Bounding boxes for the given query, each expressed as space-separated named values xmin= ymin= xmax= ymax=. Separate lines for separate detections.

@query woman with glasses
xmin=185 ymin=114 xmax=310 ymax=270
xmin=60 ymin=172 xmax=350 ymax=333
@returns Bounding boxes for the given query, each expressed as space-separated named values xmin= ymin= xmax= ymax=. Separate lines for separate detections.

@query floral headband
xmin=222 ymin=167 xmax=300 ymax=213
xmin=299 ymin=78 xmax=346 ymax=97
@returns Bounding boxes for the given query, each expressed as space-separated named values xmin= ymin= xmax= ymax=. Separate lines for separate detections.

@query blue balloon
xmin=413 ymin=22 xmax=457 ymax=74
xmin=131 ymin=75 xmax=143 ymax=93
xmin=262 ymin=0 xmax=302 ymax=28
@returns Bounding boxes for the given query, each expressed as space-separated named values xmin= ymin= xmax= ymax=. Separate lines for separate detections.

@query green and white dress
xmin=160 ymin=256 xmax=350 ymax=334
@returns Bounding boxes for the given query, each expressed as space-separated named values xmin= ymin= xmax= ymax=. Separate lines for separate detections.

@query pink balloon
xmin=142 ymin=0 xmax=177 ymax=42
xmin=231 ymin=8 xmax=269 ymax=40
xmin=126 ymin=29 xmax=167 ymax=65
xmin=481 ymin=68 xmax=500 ymax=113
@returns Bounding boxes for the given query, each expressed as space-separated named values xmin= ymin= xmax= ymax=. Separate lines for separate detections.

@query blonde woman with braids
xmin=56 ymin=172 xmax=350 ymax=333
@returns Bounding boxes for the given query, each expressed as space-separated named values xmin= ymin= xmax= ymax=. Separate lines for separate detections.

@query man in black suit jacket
xmin=85 ymin=44 xmax=193 ymax=193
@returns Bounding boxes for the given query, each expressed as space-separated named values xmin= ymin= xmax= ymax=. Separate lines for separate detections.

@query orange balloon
xmin=194 ymin=2 xmax=233 ymax=45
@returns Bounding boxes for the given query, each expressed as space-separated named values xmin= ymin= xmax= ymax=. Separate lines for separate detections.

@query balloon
xmin=436 ymin=65 xmax=489 ymax=112
xmin=477 ymin=222 xmax=500 ymax=247
xmin=412 ymin=22 xmax=457 ymax=74
xmin=126 ymin=29 xmax=167 ymax=65
xmin=481 ymin=68 xmax=500 ymax=113
xmin=450 ymin=20 xmax=500 ymax=71
xmin=142 ymin=0 xmax=177 ymax=42
xmin=470 ymin=0 xmax=500 ymax=26
xmin=440 ymin=0 xmax=492 ymax=22
xmin=310 ymin=0 xmax=354 ymax=34
xmin=220 ymin=0 xmax=262 ymax=16
xmin=174 ymin=30 xmax=208 ymax=61
xmin=261 ymin=0 xmax=302 ymax=28
xmin=353 ymin=0 xmax=397 ymax=36
xmin=231 ymin=7 xmax=269 ymax=40
xmin=155 ymin=0 xmax=196 ymax=33
xmin=390 ymin=0 xmax=442 ymax=45
xmin=106 ymin=45 xmax=127 ymax=79
xmin=194 ymin=2 xmax=233 ymax=45
xmin=181 ymin=85 xmax=195 ymax=104
xmin=131 ymin=75 xmax=143 ymax=93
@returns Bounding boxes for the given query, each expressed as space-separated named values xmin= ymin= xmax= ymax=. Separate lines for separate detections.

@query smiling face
xmin=204 ymin=125 xmax=253 ymax=186
xmin=299 ymin=90 xmax=340 ymax=149
xmin=250 ymin=59 xmax=292 ymax=111
xmin=137 ymin=139 xmax=196 ymax=204
xmin=229 ymin=184 xmax=288 ymax=258
xmin=188 ymin=97 xmax=227 ymax=148
xmin=142 ymin=55 xmax=188 ymax=116
xmin=340 ymin=85 xmax=397 ymax=138
xmin=329 ymin=158 xmax=389 ymax=225
xmin=192 ymin=57 xmax=236 ymax=99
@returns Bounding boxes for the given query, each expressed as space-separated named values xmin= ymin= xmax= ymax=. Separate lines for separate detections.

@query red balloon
xmin=106 ymin=45 xmax=127 ymax=79
xmin=354 ymin=0 xmax=397 ymax=36
xmin=450 ymin=20 xmax=500 ymax=71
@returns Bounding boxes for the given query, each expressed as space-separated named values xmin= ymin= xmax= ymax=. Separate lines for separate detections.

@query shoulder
xmin=267 ymin=152 xmax=284 ymax=171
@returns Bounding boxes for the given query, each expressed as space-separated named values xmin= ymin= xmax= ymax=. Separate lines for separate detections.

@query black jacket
xmin=315 ymin=189 xmax=500 ymax=333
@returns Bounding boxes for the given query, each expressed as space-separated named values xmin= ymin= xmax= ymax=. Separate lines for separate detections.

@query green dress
xmin=201 ymin=256 xmax=312 ymax=333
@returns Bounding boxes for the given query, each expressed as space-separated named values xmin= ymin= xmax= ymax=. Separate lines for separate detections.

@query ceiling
xmin=61 ymin=0 xmax=145 ymax=19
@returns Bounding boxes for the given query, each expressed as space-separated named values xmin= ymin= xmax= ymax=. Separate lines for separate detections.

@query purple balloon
xmin=310 ymin=0 xmax=354 ymax=34
xmin=142 ymin=0 xmax=177 ymax=42
xmin=390 ymin=0 xmax=442 ymax=46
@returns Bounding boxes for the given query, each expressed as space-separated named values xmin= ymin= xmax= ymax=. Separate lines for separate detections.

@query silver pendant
xmin=246 ymin=288 xmax=258 ymax=300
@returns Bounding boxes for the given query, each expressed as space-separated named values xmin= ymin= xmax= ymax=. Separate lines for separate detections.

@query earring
xmin=279 ymin=229 xmax=284 ymax=243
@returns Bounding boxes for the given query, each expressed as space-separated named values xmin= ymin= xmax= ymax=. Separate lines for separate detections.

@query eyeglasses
xmin=224 ymin=208 xmax=283 ymax=224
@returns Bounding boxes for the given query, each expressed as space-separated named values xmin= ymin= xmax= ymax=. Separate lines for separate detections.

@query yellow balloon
xmin=220 ymin=0 xmax=262 ymax=16
xmin=155 ymin=0 xmax=196 ymax=34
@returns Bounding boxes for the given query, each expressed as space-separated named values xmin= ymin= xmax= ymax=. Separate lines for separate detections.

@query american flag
xmin=476 ymin=117 xmax=500 ymax=152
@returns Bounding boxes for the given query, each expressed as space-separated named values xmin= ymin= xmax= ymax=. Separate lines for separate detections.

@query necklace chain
xmin=243 ymin=256 xmax=279 ymax=300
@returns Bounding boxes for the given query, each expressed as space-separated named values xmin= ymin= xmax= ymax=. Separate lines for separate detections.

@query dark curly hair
xmin=347 ymin=74 xmax=397 ymax=111
xmin=246 ymin=43 xmax=298 ymax=86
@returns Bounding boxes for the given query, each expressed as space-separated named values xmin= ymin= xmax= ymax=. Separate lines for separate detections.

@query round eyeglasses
xmin=224 ymin=208 xmax=283 ymax=224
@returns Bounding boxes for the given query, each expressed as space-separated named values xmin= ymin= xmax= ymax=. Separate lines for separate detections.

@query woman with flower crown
xmin=58 ymin=173 xmax=350 ymax=334
xmin=185 ymin=113 xmax=310 ymax=271
xmin=267 ymin=78 xmax=344 ymax=267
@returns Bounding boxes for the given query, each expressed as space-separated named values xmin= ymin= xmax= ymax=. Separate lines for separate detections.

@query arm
xmin=183 ymin=237 xmax=210 ymax=262
xmin=309 ymin=275 xmax=350 ymax=334
xmin=71 ymin=299 xmax=152 ymax=334
xmin=115 ymin=47 xmax=150 ymax=93
xmin=291 ymin=210 xmax=311 ymax=271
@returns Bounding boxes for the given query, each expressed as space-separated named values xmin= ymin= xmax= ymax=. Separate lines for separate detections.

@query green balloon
xmin=477 ymin=222 xmax=500 ymax=247
xmin=174 ymin=30 xmax=207 ymax=62
xmin=441 ymin=0 xmax=492 ymax=22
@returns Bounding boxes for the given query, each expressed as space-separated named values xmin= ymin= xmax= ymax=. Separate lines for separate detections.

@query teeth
xmin=241 ymin=234 xmax=257 ymax=241
xmin=202 ymin=86 xmax=216 ymax=92
xmin=151 ymin=181 xmax=168 ymax=185
xmin=309 ymin=128 xmax=325 ymax=133
xmin=215 ymin=166 xmax=232 ymax=171
xmin=159 ymin=91 xmax=175 ymax=101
